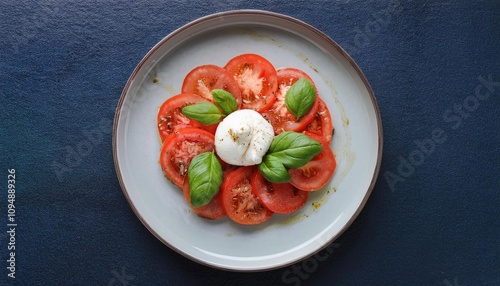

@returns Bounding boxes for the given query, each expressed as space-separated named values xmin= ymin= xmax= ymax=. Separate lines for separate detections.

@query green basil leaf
xmin=212 ymin=89 xmax=238 ymax=115
xmin=182 ymin=102 xmax=224 ymax=124
xmin=188 ymin=152 xmax=223 ymax=207
xmin=285 ymin=77 xmax=316 ymax=121
xmin=258 ymin=155 xmax=291 ymax=183
xmin=268 ymin=131 xmax=322 ymax=169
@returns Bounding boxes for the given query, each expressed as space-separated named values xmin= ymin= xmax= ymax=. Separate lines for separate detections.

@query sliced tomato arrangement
xmin=182 ymin=179 xmax=226 ymax=220
xmin=182 ymin=64 xmax=242 ymax=107
xmin=159 ymin=128 xmax=215 ymax=187
xmin=157 ymin=93 xmax=218 ymax=141
xmin=251 ymin=170 xmax=308 ymax=214
xmin=262 ymin=67 xmax=319 ymax=134
xmin=304 ymin=98 xmax=333 ymax=143
xmin=157 ymin=54 xmax=337 ymax=225
xmin=220 ymin=167 xmax=273 ymax=225
xmin=224 ymin=54 xmax=278 ymax=112
xmin=289 ymin=132 xmax=337 ymax=191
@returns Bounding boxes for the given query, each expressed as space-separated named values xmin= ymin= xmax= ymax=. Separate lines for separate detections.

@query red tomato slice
xmin=157 ymin=93 xmax=218 ymax=141
xmin=289 ymin=132 xmax=336 ymax=191
xmin=304 ymin=98 xmax=333 ymax=143
xmin=159 ymin=128 xmax=215 ymax=187
xmin=181 ymin=64 xmax=242 ymax=107
xmin=221 ymin=166 xmax=273 ymax=225
xmin=251 ymin=170 xmax=308 ymax=214
xmin=224 ymin=54 xmax=278 ymax=112
xmin=182 ymin=179 xmax=226 ymax=219
xmin=262 ymin=67 xmax=319 ymax=134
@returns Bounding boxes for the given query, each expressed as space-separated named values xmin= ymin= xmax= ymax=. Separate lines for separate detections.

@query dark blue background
xmin=1 ymin=1 xmax=499 ymax=285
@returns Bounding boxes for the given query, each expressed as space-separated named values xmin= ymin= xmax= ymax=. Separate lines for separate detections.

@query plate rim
xmin=112 ymin=9 xmax=383 ymax=272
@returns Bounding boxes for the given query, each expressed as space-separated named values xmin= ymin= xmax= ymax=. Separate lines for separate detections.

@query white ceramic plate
xmin=113 ymin=10 xmax=382 ymax=271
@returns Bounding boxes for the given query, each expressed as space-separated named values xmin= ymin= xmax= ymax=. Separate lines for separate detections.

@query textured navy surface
xmin=0 ymin=1 xmax=499 ymax=285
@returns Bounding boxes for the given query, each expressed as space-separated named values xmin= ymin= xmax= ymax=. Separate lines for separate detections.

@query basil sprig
xmin=182 ymin=102 xmax=224 ymax=124
xmin=212 ymin=89 xmax=238 ymax=115
xmin=188 ymin=151 xmax=223 ymax=207
xmin=266 ymin=131 xmax=322 ymax=168
xmin=285 ymin=77 xmax=316 ymax=121
xmin=258 ymin=132 xmax=322 ymax=183
xmin=258 ymin=155 xmax=291 ymax=183
xmin=182 ymin=89 xmax=237 ymax=124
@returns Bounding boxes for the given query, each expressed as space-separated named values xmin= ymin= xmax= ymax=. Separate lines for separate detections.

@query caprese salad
xmin=157 ymin=53 xmax=336 ymax=225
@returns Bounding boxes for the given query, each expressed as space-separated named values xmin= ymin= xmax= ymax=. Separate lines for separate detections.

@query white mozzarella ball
xmin=215 ymin=109 xmax=274 ymax=166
